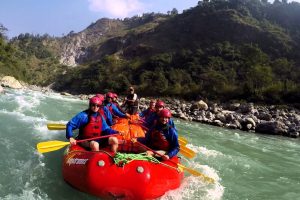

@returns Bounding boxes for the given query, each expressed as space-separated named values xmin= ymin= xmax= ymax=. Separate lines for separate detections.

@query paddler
xmin=134 ymin=109 xmax=180 ymax=160
xmin=104 ymin=92 xmax=130 ymax=119
xmin=66 ymin=96 xmax=120 ymax=153
xmin=139 ymin=99 xmax=156 ymax=121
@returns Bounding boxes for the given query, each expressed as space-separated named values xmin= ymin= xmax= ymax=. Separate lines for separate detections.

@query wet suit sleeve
xmin=139 ymin=109 xmax=147 ymax=118
xmin=169 ymin=118 xmax=178 ymax=131
xmin=103 ymin=106 xmax=113 ymax=126
xmin=166 ymin=127 xmax=180 ymax=158
xmin=101 ymin=116 xmax=119 ymax=135
xmin=66 ymin=111 xmax=88 ymax=139
xmin=144 ymin=112 xmax=157 ymax=129
xmin=112 ymin=104 xmax=126 ymax=118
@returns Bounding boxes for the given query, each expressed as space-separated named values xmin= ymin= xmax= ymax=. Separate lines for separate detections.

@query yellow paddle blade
xmin=178 ymin=136 xmax=188 ymax=146
xmin=37 ymin=140 xmax=70 ymax=153
xmin=179 ymin=145 xmax=196 ymax=159
xmin=47 ymin=123 xmax=66 ymax=130
xmin=178 ymin=164 xmax=215 ymax=183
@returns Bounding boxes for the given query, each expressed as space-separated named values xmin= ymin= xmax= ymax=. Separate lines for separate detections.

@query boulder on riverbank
xmin=149 ymin=98 xmax=300 ymax=138
xmin=1 ymin=76 xmax=23 ymax=89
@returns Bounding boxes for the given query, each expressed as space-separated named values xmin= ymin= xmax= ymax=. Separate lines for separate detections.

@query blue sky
xmin=0 ymin=0 xmax=199 ymax=38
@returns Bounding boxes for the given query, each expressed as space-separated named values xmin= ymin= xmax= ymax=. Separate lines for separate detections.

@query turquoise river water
xmin=0 ymin=88 xmax=299 ymax=200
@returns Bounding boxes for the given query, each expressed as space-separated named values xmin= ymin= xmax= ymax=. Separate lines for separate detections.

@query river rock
xmin=1 ymin=76 xmax=23 ymax=89
xmin=255 ymin=121 xmax=287 ymax=135
xmin=190 ymin=100 xmax=208 ymax=111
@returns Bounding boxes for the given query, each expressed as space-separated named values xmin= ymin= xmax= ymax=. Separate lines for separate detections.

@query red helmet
xmin=155 ymin=101 xmax=165 ymax=108
xmin=106 ymin=92 xmax=114 ymax=98
xmin=89 ymin=96 xmax=102 ymax=105
xmin=96 ymin=94 xmax=105 ymax=101
xmin=159 ymin=109 xmax=172 ymax=118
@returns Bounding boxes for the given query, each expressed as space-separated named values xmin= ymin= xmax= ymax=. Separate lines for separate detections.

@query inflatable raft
xmin=62 ymin=145 xmax=184 ymax=199
xmin=62 ymin=115 xmax=184 ymax=199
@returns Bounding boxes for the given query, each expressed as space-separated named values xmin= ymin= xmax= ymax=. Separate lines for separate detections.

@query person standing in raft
xmin=135 ymin=109 xmax=180 ymax=160
xmin=66 ymin=96 xmax=119 ymax=153
xmin=139 ymin=99 xmax=156 ymax=121
xmin=122 ymin=86 xmax=139 ymax=115
xmin=104 ymin=92 xmax=130 ymax=119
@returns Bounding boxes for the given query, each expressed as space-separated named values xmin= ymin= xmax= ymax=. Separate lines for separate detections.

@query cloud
xmin=88 ymin=0 xmax=145 ymax=18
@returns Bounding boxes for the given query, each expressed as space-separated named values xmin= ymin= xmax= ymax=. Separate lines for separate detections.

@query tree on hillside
xmin=0 ymin=24 xmax=8 ymax=39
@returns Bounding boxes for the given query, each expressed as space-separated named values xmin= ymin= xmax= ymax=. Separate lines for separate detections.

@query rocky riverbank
xmin=1 ymin=75 xmax=299 ymax=138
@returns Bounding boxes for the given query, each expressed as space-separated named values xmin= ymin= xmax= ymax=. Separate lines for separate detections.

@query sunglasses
xmin=91 ymin=104 xmax=101 ymax=107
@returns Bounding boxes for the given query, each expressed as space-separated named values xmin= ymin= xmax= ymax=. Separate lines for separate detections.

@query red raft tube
xmin=62 ymin=145 xmax=184 ymax=199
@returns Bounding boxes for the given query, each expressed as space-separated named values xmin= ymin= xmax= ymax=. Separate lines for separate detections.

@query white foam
xmin=3 ymin=188 xmax=49 ymax=200
xmin=15 ymin=95 xmax=41 ymax=112
xmin=0 ymin=109 xmax=47 ymax=124
xmin=234 ymin=132 xmax=240 ymax=138
xmin=161 ymin=175 xmax=224 ymax=200
xmin=187 ymin=144 xmax=223 ymax=158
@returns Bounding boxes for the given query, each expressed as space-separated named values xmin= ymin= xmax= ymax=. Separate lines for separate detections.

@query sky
xmin=0 ymin=0 xmax=200 ymax=38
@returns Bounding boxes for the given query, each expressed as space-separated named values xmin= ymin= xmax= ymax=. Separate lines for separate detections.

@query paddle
xmin=47 ymin=123 xmax=66 ymax=130
xmin=180 ymin=145 xmax=196 ymax=159
xmin=37 ymin=134 xmax=118 ymax=154
xmin=135 ymin=141 xmax=214 ymax=183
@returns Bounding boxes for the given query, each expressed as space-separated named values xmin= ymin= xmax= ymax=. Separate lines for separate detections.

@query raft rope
xmin=113 ymin=152 xmax=160 ymax=167
xmin=113 ymin=152 xmax=181 ymax=172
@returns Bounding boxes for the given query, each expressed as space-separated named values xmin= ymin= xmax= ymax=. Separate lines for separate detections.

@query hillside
xmin=1 ymin=0 xmax=300 ymax=105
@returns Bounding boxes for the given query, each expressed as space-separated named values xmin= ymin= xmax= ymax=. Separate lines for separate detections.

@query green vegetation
xmin=1 ymin=0 xmax=300 ymax=106
xmin=0 ymin=30 xmax=67 ymax=85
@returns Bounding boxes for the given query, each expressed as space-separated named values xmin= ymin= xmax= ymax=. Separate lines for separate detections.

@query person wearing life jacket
xmin=66 ymin=96 xmax=119 ymax=153
xmin=122 ymin=86 xmax=139 ymax=115
xmin=112 ymin=93 xmax=125 ymax=114
xmin=104 ymin=92 xmax=130 ymax=119
xmin=144 ymin=100 xmax=176 ymax=130
xmin=137 ymin=109 xmax=179 ymax=160
xmin=95 ymin=94 xmax=114 ymax=126
xmin=139 ymin=99 xmax=156 ymax=121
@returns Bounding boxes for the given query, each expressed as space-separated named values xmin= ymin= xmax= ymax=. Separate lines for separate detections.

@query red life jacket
xmin=99 ymin=107 xmax=107 ymax=120
xmin=150 ymin=128 xmax=170 ymax=151
xmin=81 ymin=113 xmax=103 ymax=139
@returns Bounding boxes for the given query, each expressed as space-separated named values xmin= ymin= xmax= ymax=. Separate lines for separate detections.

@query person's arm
xmin=66 ymin=112 xmax=87 ymax=139
xmin=112 ymin=104 xmax=127 ymax=118
xmin=103 ymin=106 xmax=113 ymax=126
xmin=101 ymin=116 xmax=119 ymax=135
xmin=166 ymin=128 xmax=180 ymax=159
xmin=139 ymin=109 xmax=147 ymax=118
xmin=169 ymin=118 xmax=178 ymax=131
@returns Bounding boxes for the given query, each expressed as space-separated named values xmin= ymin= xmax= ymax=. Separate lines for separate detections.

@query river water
xmin=0 ymin=88 xmax=299 ymax=200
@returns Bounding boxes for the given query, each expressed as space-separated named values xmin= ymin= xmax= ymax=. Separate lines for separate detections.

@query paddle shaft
xmin=136 ymin=141 xmax=175 ymax=162
xmin=75 ymin=133 xmax=119 ymax=143
xmin=135 ymin=141 xmax=214 ymax=183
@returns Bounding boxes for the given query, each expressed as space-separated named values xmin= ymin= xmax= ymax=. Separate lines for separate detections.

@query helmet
xmin=89 ymin=96 xmax=102 ymax=105
xmin=155 ymin=101 xmax=165 ymax=108
xmin=159 ymin=109 xmax=172 ymax=118
xmin=106 ymin=92 xmax=114 ymax=98
xmin=96 ymin=94 xmax=105 ymax=101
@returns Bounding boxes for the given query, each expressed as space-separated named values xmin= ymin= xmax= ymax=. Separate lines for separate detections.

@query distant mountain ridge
xmin=1 ymin=0 xmax=300 ymax=104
